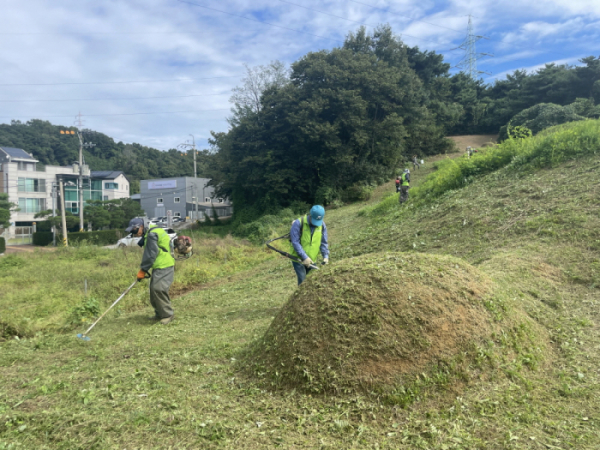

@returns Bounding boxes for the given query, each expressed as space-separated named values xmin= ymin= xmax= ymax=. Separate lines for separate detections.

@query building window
xmin=18 ymin=197 xmax=46 ymax=213
xmin=104 ymin=182 xmax=119 ymax=190
xmin=174 ymin=197 xmax=180 ymax=203
xmin=217 ymin=198 xmax=224 ymax=203
xmin=205 ymin=197 xmax=211 ymax=202
xmin=17 ymin=162 xmax=34 ymax=171
xmin=18 ymin=178 xmax=46 ymax=193
xmin=103 ymin=195 xmax=108 ymax=201
xmin=174 ymin=212 xmax=181 ymax=217
xmin=157 ymin=198 xmax=163 ymax=204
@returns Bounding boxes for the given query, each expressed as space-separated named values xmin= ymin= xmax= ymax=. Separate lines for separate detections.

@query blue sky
xmin=1 ymin=0 xmax=598 ymax=154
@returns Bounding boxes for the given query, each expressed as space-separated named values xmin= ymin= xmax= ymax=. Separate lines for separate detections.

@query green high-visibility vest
xmin=401 ymin=173 xmax=410 ymax=186
xmin=144 ymin=225 xmax=175 ymax=270
xmin=290 ymin=215 xmax=323 ymax=262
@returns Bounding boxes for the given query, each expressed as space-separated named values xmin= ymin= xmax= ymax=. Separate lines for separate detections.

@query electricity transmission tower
xmin=454 ymin=15 xmax=493 ymax=79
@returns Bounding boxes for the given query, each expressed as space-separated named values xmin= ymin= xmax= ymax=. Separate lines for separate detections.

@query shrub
xmin=341 ymin=184 xmax=374 ymax=202
xmin=68 ymin=230 xmax=121 ymax=246
xmin=33 ymin=231 xmax=54 ymax=246
xmin=0 ymin=236 xmax=4 ymax=253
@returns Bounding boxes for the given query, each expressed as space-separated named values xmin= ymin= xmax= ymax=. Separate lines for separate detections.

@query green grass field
xmin=1 ymin=121 xmax=600 ymax=449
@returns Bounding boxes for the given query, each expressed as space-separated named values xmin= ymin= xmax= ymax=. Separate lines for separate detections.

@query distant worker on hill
xmin=412 ymin=155 xmax=420 ymax=170
xmin=126 ymin=217 xmax=176 ymax=325
xmin=466 ymin=146 xmax=472 ymax=158
xmin=289 ymin=205 xmax=329 ymax=285
xmin=399 ymin=169 xmax=410 ymax=204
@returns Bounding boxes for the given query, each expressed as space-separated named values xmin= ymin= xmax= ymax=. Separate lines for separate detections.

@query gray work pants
xmin=399 ymin=185 xmax=410 ymax=203
xmin=149 ymin=266 xmax=174 ymax=319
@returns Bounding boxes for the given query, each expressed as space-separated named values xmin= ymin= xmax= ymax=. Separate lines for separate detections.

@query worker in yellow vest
xmin=399 ymin=168 xmax=410 ymax=204
xmin=126 ymin=218 xmax=176 ymax=325
xmin=289 ymin=205 xmax=329 ymax=285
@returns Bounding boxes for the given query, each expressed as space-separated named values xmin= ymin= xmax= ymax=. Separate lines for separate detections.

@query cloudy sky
xmin=1 ymin=0 xmax=598 ymax=152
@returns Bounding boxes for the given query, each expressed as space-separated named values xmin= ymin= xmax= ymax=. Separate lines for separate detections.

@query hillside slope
xmin=1 ymin=123 xmax=600 ymax=449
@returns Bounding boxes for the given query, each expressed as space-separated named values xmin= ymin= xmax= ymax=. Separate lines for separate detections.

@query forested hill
xmin=0 ymin=119 xmax=211 ymax=193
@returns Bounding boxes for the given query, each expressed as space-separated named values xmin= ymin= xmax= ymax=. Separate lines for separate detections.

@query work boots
xmin=159 ymin=315 xmax=175 ymax=325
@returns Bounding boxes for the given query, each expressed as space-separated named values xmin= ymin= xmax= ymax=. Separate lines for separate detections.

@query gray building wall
xmin=139 ymin=177 xmax=230 ymax=220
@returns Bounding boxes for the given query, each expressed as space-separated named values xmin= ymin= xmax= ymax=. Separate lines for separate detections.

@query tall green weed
xmin=365 ymin=119 xmax=600 ymax=216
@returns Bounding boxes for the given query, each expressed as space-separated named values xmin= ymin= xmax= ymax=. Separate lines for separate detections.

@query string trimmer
xmin=265 ymin=234 xmax=319 ymax=270
xmin=76 ymin=273 xmax=150 ymax=341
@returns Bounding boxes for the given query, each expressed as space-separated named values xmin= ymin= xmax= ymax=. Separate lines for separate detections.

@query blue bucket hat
xmin=125 ymin=217 xmax=144 ymax=233
xmin=309 ymin=205 xmax=325 ymax=227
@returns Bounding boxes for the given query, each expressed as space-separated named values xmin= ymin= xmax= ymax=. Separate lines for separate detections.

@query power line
xmin=175 ymin=0 xmax=343 ymax=44
xmin=345 ymin=0 xmax=464 ymax=34
xmin=0 ymin=108 xmax=231 ymax=120
xmin=0 ymin=92 xmax=229 ymax=103
xmin=0 ymin=75 xmax=242 ymax=87
xmin=277 ymin=0 xmax=455 ymax=47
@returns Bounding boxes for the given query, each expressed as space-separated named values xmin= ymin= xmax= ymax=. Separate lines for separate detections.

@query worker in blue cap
xmin=289 ymin=205 xmax=329 ymax=285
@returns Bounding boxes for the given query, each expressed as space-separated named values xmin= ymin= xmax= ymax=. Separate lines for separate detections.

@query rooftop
xmin=91 ymin=170 xmax=127 ymax=180
xmin=0 ymin=146 xmax=38 ymax=162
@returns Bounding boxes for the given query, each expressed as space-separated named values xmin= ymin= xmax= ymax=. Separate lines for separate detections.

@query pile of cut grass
xmin=246 ymin=252 xmax=547 ymax=404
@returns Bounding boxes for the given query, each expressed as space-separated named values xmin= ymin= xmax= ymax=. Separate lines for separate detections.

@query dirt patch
xmin=246 ymin=252 xmax=534 ymax=397
xmin=447 ymin=135 xmax=498 ymax=151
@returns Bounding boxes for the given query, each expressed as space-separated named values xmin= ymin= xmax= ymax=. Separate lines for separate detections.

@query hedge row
xmin=32 ymin=230 xmax=122 ymax=247
xmin=0 ymin=237 xmax=5 ymax=253
xmin=33 ymin=231 xmax=54 ymax=246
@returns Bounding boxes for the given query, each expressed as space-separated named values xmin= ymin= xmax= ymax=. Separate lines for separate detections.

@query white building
xmin=0 ymin=146 xmax=130 ymax=244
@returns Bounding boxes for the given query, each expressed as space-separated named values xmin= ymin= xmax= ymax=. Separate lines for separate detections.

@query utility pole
xmin=74 ymin=112 xmax=95 ymax=232
xmin=177 ymin=134 xmax=199 ymax=221
xmin=58 ymin=178 xmax=68 ymax=247
xmin=51 ymin=183 xmax=56 ymax=246
xmin=453 ymin=15 xmax=493 ymax=79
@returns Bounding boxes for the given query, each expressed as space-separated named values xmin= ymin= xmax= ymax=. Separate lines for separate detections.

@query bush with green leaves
xmin=33 ymin=231 xmax=54 ymax=246
xmin=67 ymin=230 xmax=122 ymax=246
xmin=499 ymin=102 xmax=586 ymax=141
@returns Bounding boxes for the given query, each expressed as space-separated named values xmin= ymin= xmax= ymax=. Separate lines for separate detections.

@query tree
xmin=0 ymin=193 xmax=17 ymax=228
xmin=229 ymin=61 xmax=289 ymax=123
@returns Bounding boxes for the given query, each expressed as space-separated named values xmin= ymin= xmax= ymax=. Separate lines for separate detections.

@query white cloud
xmin=0 ymin=0 xmax=596 ymax=152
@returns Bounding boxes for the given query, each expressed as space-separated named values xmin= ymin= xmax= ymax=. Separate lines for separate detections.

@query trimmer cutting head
xmin=76 ymin=333 xmax=91 ymax=341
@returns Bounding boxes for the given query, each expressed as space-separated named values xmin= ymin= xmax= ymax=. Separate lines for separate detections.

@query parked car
xmin=110 ymin=228 xmax=177 ymax=249
xmin=172 ymin=217 xmax=183 ymax=223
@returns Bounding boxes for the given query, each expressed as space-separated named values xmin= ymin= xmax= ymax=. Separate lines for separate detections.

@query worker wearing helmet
xmin=289 ymin=205 xmax=329 ymax=285
xmin=126 ymin=217 xmax=176 ymax=325
xmin=399 ymin=168 xmax=410 ymax=204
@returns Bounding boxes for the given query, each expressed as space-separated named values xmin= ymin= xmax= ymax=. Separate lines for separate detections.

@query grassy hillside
xmin=1 ymin=122 xmax=600 ymax=449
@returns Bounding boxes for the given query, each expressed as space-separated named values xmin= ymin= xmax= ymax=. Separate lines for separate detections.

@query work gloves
xmin=322 ymin=257 xmax=329 ymax=265
xmin=301 ymin=257 xmax=313 ymax=268
xmin=137 ymin=269 xmax=148 ymax=281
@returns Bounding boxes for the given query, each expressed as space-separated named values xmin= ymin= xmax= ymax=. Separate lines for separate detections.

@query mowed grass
xmin=2 ymin=125 xmax=600 ymax=448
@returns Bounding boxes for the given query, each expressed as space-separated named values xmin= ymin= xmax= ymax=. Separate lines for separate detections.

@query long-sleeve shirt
xmin=290 ymin=217 xmax=329 ymax=261
xmin=140 ymin=230 xmax=160 ymax=272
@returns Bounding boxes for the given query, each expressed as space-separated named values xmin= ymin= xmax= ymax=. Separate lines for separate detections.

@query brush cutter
xmin=265 ymin=235 xmax=320 ymax=270
xmin=76 ymin=273 xmax=150 ymax=341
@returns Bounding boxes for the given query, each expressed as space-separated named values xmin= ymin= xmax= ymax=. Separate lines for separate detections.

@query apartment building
xmin=0 ymin=146 xmax=130 ymax=244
